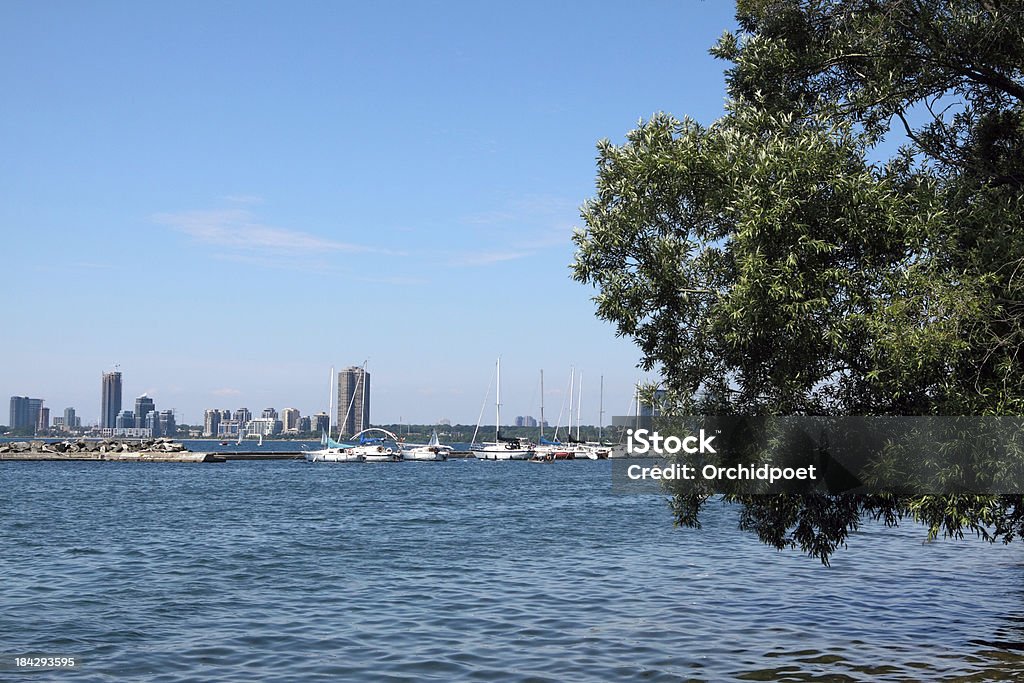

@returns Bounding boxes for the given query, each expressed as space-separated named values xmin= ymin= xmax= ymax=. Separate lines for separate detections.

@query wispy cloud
xmin=444 ymin=249 xmax=533 ymax=267
xmin=155 ymin=208 xmax=390 ymax=255
xmin=436 ymin=195 xmax=579 ymax=267
xmin=221 ymin=194 xmax=264 ymax=205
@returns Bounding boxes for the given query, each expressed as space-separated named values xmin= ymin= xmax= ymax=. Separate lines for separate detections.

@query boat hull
xmin=402 ymin=449 xmax=449 ymax=461
xmin=473 ymin=448 xmax=534 ymax=460
xmin=305 ymin=449 xmax=364 ymax=463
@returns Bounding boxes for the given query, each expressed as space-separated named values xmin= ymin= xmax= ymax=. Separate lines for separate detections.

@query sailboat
xmin=305 ymin=367 xmax=364 ymax=463
xmin=472 ymin=358 xmax=534 ymax=460
xmin=402 ymin=429 xmax=451 ymax=461
xmin=532 ymin=369 xmax=575 ymax=461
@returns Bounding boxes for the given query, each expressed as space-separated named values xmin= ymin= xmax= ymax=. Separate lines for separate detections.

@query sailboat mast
xmin=328 ymin=366 xmax=335 ymax=442
xmin=599 ymin=375 xmax=604 ymax=442
xmin=576 ymin=372 xmax=583 ymax=442
xmin=360 ymin=361 xmax=367 ymax=433
xmin=539 ymin=369 xmax=545 ymax=440
xmin=635 ymin=382 xmax=640 ymax=429
xmin=495 ymin=357 xmax=501 ymax=442
xmin=569 ymin=366 xmax=575 ymax=441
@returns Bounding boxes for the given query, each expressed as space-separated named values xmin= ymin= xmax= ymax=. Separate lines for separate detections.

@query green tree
xmin=573 ymin=0 xmax=1024 ymax=563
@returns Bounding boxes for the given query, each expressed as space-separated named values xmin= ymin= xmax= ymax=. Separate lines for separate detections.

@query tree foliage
xmin=572 ymin=0 xmax=1024 ymax=563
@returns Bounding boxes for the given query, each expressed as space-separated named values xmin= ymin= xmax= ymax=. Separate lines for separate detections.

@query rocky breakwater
xmin=0 ymin=438 xmax=224 ymax=462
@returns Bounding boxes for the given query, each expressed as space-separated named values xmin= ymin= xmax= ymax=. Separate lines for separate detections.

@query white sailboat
xmin=305 ymin=367 xmax=363 ymax=463
xmin=402 ymin=429 xmax=451 ymax=461
xmin=346 ymin=427 xmax=402 ymax=462
xmin=472 ymin=358 xmax=534 ymax=460
xmin=532 ymin=369 xmax=576 ymax=461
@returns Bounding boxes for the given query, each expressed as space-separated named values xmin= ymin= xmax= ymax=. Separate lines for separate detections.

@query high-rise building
xmin=233 ymin=408 xmax=251 ymax=425
xmin=160 ymin=410 xmax=175 ymax=437
xmin=281 ymin=408 xmax=301 ymax=433
xmin=311 ymin=412 xmax=329 ymax=435
xmin=337 ymin=366 xmax=370 ymax=436
xmin=145 ymin=410 xmax=159 ymax=436
xmin=298 ymin=416 xmax=312 ymax=433
xmin=115 ymin=410 xmax=135 ymax=429
xmin=27 ymin=398 xmax=44 ymax=431
xmin=101 ymin=371 xmax=123 ymax=429
xmin=217 ymin=420 xmax=241 ymax=437
xmin=64 ymin=408 xmax=78 ymax=431
xmin=9 ymin=396 xmax=29 ymax=429
xmin=203 ymin=409 xmax=221 ymax=438
xmin=246 ymin=417 xmax=281 ymax=436
xmin=9 ymin=396 xmax=45 ymax=431
xmin=153 ymin=410 xmax=175 ymax=438
xmin=134 ymin=395 xmax=155 ymax=429
xmin=261 ymin=407 xmax=278 ymax=419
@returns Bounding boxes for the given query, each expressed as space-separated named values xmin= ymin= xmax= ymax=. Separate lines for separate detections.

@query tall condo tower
xmin=134 ymin=395 xmax=155 ymax=429
xmin=101 ymin=371 xmax=123 ymax=429
xmin=337 ymin=366 xmax=370 ymax=437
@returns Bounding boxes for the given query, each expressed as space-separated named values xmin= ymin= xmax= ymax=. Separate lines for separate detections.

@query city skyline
xmin=1 ymin=1 xmax=735 ymax=424
xmin=6 ymin=361 xmax=642 ymax=428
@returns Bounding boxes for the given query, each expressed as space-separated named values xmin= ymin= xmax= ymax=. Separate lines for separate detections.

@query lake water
xmin=2 ymin=459 xmax=1024 ymax=681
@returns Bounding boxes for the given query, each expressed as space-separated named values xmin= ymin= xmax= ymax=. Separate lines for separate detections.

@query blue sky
xmin=2 ymin=0 xmax=736 ymax=426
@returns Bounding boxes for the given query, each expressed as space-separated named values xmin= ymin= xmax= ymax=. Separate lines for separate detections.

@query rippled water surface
xmin=3 ymin=460 xmax=1024 ymax=681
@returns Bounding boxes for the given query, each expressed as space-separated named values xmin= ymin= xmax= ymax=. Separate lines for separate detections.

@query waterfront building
xmin=134 ymin=395 xmax=155 ymax=429
xmin=9 ymin=396 xmax=47 ymax=432
xmin=281 ymin=408 xmax=301 ymax=433
xmin=298 ymin=416 xmax=311 ymax=433
xmin=311 ymin=412 xmax=329 ymax=435
xmin=203 ymin=409 xmax=221 ymax=437
xmin=245 ymin=417 xmax=281 ymax=437
xmin=160 ymin=410 xmax=175 ymax=437
xmin=148 ymin=409 xmax=175 ymax=438
xmin=233 ymin=408 xmax=251 ymax=426
xmin=217 ymin=420 xmax=241 ymax=438
xmin=27 ymin=398 xmax=44 ymax=431
xmin=145 ymin=410 xmax=159 ymax=436
xmin=262 ymin=407 xmax=278 ymax=419
xmin=113 ymin=426 xmax=151 ymax=438
xmin=9 ymin=396 xmax=30 ymax=429
xmin=337 ymin=366 xmax=370 ymax=436
xmin=53 ymin=416 xmax=64 ymax=429
xmin=101 ymin=371 xmax=122 ymax=429
xmin=219 ymin=409 xmax=231 ymax=421
xmin=64 ymin=407 xmax=79 ymax=430
xmin=115 ymin=410 xmax=135 ymax=430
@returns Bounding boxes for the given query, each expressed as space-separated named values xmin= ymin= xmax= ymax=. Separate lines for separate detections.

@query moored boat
xmin=471 ymin=358 xmax=534 ymax=460
xmin=305 ymin=366 xmax=364 ymax=463
xmin=347 ymin=428 xmax=402 ymax=462
xmin=402 ymin=429 xmax=451 ymax=461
